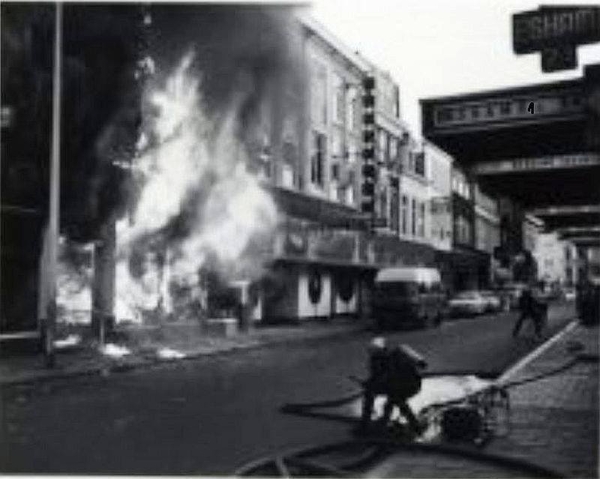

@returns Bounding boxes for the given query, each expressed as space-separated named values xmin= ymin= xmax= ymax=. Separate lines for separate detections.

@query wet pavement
xmin=489 ymin=321 xmax=599 ymax=478
xmin=0 ymin=302 xmax=578 ymax=475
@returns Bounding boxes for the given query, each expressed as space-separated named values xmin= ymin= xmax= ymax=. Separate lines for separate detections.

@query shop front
xmin=260 ymin=217 xmax=437 ymax=323
xmin=262 ymin=216 xmax=375 ymax=322
xmin=445 ymin=247 xmax=491 ymax=293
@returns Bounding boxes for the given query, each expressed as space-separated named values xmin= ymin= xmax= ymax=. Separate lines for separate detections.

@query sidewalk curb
xmin=497 ymin=319 xmax=577 ymax=383
xmin=0 ymin=324 xmax=367 ymax=387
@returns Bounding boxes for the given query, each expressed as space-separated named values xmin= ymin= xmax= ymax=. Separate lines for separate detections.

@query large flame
xmin=115 ymin=51 xmax=278 ymax=322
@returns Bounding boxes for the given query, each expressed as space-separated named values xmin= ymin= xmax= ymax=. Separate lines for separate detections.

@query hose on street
xmin=235 ymin=438 xmax=565 ymax=477
xmin=274 ymin=365 xmax=578 ymax=479
xmin=280 ymin=350 xmax=597 ymax=416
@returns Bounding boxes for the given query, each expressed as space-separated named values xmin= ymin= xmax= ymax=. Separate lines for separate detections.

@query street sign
xmin=541 ymin=45 xmax=577 ymax=72
xmin=513 ymin=6 xmax=600 ymax=72
xmin=513 ymin=6 xmax=600 ymax=54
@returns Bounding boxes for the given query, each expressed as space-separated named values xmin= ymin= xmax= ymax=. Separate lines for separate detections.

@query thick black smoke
xmin=2 ymin=3 xmax=303 ymax=241
xmin=150 ymin=4 xmax=302 ymax=129
xmin=2 ymin=3 xmax=141 ymax=242
xmin=126 ymin=4 xmax=305 ymax=247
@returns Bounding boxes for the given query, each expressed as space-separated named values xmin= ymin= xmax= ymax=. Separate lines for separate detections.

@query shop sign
xmin=513 ymin=6 xmax=600 ymax=72
xmin=432 ymin=87 xmax=584 ymax=128
xmin=473 ymin=153 xmax=600 ymax=175
xmin=541 ymin=45 xmax=577 ymax=72
xmin=513 ymin=6 xmax=600 ymax=54
xmin=310 ymin=229 xmax=357 ymax=262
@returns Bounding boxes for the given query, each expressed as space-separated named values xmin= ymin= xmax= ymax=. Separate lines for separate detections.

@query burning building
xmin=2 ymin=3 xmax=443 ymax=344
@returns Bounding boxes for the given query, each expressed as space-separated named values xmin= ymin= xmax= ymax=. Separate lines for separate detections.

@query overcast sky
xmin=309 ymin=0 xmax=600 ymax=137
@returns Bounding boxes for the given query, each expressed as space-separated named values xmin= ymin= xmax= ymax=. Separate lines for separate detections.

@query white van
xmin=371 ymin=267 xmax=448 ymax=330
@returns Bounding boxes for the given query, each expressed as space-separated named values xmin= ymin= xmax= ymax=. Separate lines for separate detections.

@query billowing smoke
xmin=2 ymin=4 xmax=304 ymax=324
xmin=113 ymin=5 xmax=304 ymax=321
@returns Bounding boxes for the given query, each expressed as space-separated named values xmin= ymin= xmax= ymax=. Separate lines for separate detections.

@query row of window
xmin=310 ymin=61 xmax=361 ymax=133
xmin=400 ymin=195 xmax=427 ymax=238
xmin=310 ymin=130 xmax=360 ymax=188
xmin=377 ymin=129 xmax=401 ymax=167
xmin=454 ymin=214 xmax=473 ymax=245
xmin=407 ymin=151 xmax=426 ymax=177
xmin=374 ymin=131 xmax=426 ymax=179
xmin=310 ymin=131 xmax=327 ymax=187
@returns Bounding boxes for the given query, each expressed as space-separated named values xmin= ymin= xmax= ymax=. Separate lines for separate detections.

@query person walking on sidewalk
xmin=512 ymin=286 xmax=544 ymax=339
xmin=358 ymin=337 xmax=427 ymax=435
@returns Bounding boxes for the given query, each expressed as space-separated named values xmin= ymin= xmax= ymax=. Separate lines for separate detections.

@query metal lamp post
xmin=42 ymin=2 xmax=62 ymax=368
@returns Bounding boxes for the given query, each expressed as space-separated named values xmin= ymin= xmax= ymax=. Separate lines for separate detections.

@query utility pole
xmin=42 ymin=2 xmax=62 ymax=368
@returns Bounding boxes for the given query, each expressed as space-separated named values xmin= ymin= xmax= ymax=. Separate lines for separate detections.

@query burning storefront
xmin=107 ymin=5 xmax=303 ymax=330
xmin=3 ymin=4 xmax=438 ymax=344
xmin=1 ymin=4 xmax=307 ymax=342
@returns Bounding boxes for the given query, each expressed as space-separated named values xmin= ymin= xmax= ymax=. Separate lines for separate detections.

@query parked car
xmin=480 ymin=290 xmax=502 ymax=312
xmin=448 ymin=291 xmax=488 ymax=317
xmin=371 ymin=267 xmax=448 ymax=330
xmin=563 ymin=287 xmax=576 ymax=301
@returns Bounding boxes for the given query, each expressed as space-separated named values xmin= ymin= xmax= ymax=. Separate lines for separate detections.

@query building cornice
xmin=423 ymin=140 xmax=454 ymax=165
xmin=296 ymin=13 xmax=370 ymax=73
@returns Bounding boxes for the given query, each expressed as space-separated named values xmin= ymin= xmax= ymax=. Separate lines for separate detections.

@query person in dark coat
xmin=512 ymin=286 xmax=544 ymax=339
xmin=359 ymin=337 xmax=427 ymax=434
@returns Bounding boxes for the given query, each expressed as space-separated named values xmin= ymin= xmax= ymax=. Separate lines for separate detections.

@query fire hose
xmin=281 ymin=350 xmax=597 ymax=416
xmin=277 ymin=351 xmax=597 ymax=477
xmin=235 ymin=438 xmax=565 ymax=478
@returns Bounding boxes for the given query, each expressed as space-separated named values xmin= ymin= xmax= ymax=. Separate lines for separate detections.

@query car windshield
xmin=375 ymin=282 xmax=416 ymax=296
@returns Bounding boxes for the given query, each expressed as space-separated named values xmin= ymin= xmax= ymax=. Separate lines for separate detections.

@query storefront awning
xmin=265 ymin=185 xmax=370 ymax=229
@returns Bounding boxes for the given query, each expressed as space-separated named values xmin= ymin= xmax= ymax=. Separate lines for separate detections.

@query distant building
xmin=425 ymin=141 xmax=453 ymax=253
xmin=446 ymin=167 xmax=480 ymax=291
xmin=423 ymin=141 xmax=454 ymax=290
xmin=474 ymin=184 xmax=501 ymax=285
xmin=534 ymin=233 xmax=578 ymax=286
xmin=399 ymin=139 xmax=430 ymax=245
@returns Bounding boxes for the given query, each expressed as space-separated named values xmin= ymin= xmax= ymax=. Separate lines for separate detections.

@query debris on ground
xmin=100 ymin=343 xmax=131 ymax=358
xmin=53 ymin=334 xmax=82 ymax=349
xmin=156 ymin=347 xmax=186 ymax=360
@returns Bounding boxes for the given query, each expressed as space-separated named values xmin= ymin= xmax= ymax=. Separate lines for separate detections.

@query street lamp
xmin=41 ymin=1 xmax=63 ymax=368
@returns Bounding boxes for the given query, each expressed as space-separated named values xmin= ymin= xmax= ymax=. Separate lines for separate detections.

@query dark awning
xmin=264 ymin=185 xmax=370 ymax=230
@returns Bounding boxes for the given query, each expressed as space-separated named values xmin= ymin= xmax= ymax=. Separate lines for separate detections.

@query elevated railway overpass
xmin=421 ymin=64 xmax=600 ymax=283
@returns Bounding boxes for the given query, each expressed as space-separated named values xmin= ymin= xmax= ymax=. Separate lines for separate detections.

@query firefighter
xmin=358 ymin=337 xmax=427 ymax=435
xmin=512 ymin=286 xmax=544 ymax=339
